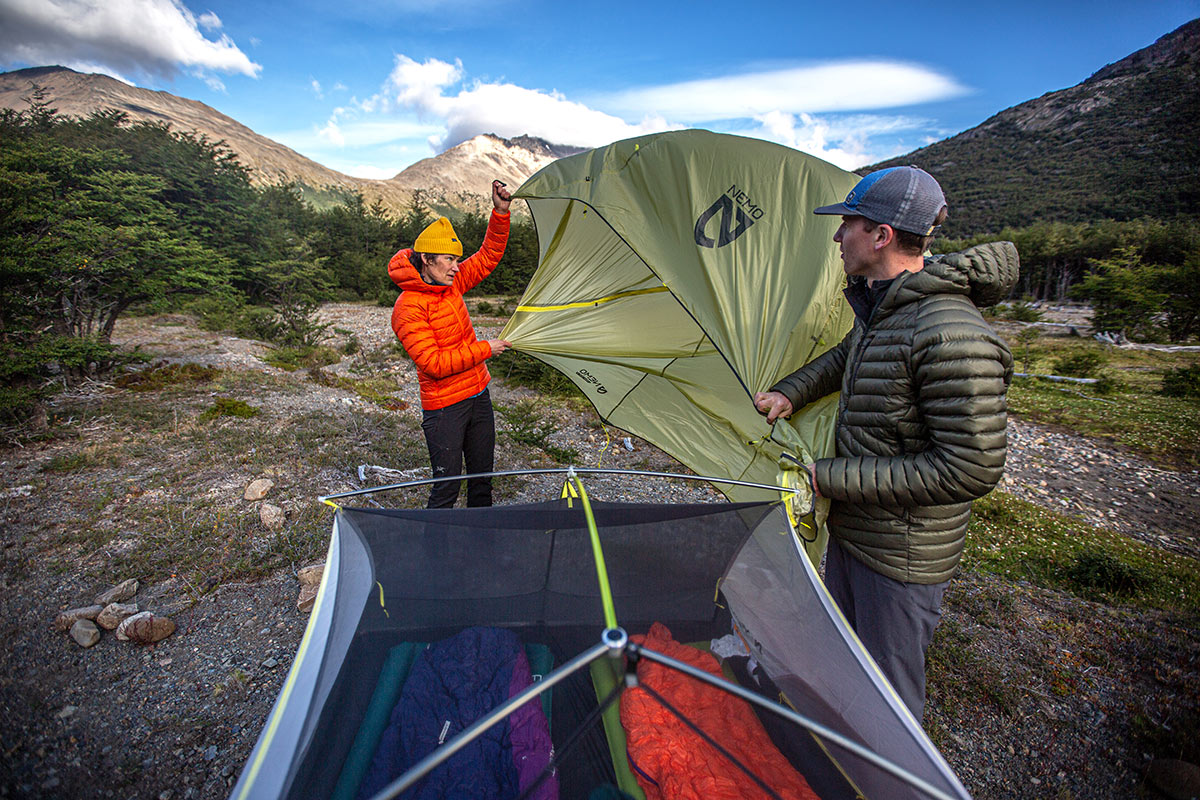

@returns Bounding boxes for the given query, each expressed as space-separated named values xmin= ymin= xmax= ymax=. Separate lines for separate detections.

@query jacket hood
xmin=914 ymin=241 xmax=1020 ymax=307
xmin=389 ymin=248 xmax=451 ymax=294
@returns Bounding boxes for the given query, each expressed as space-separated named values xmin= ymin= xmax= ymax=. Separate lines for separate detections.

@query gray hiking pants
xmin=823 ymin=539 xmax=946 ymax=723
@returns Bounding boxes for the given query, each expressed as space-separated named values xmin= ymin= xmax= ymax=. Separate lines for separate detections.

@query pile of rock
xmin=245 ymin=477 xmax=285 ymax=531
xmin=52 ymin=578 xmax=176 ymax=648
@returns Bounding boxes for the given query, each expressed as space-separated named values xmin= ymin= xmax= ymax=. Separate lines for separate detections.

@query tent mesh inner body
xmin=291 ymin=500 xmax=793 ymax=799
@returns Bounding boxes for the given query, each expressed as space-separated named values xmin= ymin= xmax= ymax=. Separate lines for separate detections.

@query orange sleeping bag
xmin=620 ymin=622 xmax=818 ymax=800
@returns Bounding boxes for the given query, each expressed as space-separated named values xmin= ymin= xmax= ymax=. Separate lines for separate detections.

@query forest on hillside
xmin=0 ymin=97 xmax=540 ymax=422
xmin=2 ymin=97 xmax=1198 ymax=424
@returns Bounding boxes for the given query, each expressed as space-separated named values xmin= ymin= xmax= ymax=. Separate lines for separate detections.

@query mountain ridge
xmin=866 ymin=18 xmax=1200 ymax=236
xmin=0 ymin=65 xmax=572 ymax=217
xmin=4 ymin=17 xmax=1197 ymax=234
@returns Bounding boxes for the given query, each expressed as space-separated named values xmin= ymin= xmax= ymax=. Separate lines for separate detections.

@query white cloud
xmin=311 ymin=78 xmax=324 ymax=100
xmin=269 ymin=116 xmax=443 ymax=170
xmin=317 ymin=119 xmax=344 ymax=147
xmin=377 ymin=54 xmax=673 ymax=151
xmin=599 ymin=61 xmax=968 ymax=121
xmin=199 ymin=73 xmax=226 ymax=92
xmin=57 ymin=60 xmax=135 ymax=85
xmin=384 ymin=55 xmax=462 ymax=113
xmin=303 ymin=54 xmax=963 ymax=176
xmin=745 ymin=110 xmax=932 ymax=170
xmin=0 ymin=0 xmax=261 ymax=83
xmin=196 ymin=11 xmax=220 ymax=31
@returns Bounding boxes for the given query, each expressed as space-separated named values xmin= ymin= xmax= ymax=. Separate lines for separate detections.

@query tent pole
xmin=567 ymin=468 xmax=619 ymax=629
xmin=320 ymin=467 xmax=799 ymax=503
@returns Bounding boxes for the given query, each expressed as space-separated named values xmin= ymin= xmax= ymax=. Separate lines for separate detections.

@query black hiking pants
xmin=420 ymin=387 xmax=495 ymax=508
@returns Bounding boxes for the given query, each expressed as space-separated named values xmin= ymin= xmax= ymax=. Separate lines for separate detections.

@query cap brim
xmin=812 ymin=202 xmax=855 ymax=216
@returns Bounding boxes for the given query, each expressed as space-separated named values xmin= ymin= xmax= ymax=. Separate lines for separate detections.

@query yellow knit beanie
xmin=414 ymin=217 xmax=462 ymax=256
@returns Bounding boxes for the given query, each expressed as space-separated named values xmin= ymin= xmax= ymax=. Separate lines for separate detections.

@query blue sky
xmin=2 ymin=0 xmax=1197 ymax=178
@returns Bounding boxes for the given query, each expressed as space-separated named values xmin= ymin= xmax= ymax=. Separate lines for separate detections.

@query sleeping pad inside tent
xmin=230 ymin=497 xmax=972 ymax=800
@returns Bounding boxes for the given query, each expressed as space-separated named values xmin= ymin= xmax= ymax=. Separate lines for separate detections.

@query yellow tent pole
xmin=567 ymin=469 xmax=618 ymax=630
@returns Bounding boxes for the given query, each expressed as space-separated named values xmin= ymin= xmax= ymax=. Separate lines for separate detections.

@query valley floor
xmin=0 ymin=303 xmax=1195 ymax=800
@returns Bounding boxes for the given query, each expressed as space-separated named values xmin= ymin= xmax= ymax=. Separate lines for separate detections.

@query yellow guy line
xmin=516 ymin=285 xmax=669 ymax=312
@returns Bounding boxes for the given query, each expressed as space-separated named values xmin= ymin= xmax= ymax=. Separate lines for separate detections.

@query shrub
xmin=188 ymin=298 xmax=283 ymax=343
xmin=187 ymin=296 xmax=246 ymax=332
xmin=264 ymin=345 xmax=341 ymax=371
xmin=1160 ymin=364 xmax=1200 ymax=398
xmin=1051 ymin=350 xmax=1107 ymax=378
xmin=306 ymin=368 xmax=409 ymax=411
xmin=1077 ymin=247 xmax=1169 ymax=342
xmin=495 ymin=399 xmax=579 ymax=463
xmin=115 ymin=362 xmax=220 ymax=391
xmin=475 ymin=300 xmax=511 ymax=316
xmin=0 ymin=334 xmax=141 ymax=423
xmin=232 ymin=306 xmax=281 ymax=341
xmin=1064 ymin=549 xmax=1150 ymax=596
xmin=997 ymin=301 xmax=1043 ymax=322
xmin=1014 ymin=327 xmax=1040 ymax=374
xmin=189 ymin=293 xmax=328 ymax=348
xmin=198 ymin=398 xmax=261 ymax=421
xmin=270 ymin=297 xmax=329 ymax=348
xmin=41 ymin=451 xmax=96 ymax=473
xmin=1090 ymin=373 xmax=1125 ymax=396
xmin=0 ymin=385 xmax=45 ymax=425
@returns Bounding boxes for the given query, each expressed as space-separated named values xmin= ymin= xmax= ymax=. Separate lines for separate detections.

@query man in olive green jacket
xmin=754 ymin=166 xmax=1018 ymax=721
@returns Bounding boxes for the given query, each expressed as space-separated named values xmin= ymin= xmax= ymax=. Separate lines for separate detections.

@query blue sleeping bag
xmin=356 ymin=626 xmax=556 ymax=800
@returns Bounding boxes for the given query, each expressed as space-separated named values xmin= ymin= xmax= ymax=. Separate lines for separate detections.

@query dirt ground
xmin=0 ymin=303 xmax=1196 ymax=800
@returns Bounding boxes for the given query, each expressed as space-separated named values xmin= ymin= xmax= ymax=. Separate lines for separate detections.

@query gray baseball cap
xmin=813 ymin=165 xmax=947 ymax=235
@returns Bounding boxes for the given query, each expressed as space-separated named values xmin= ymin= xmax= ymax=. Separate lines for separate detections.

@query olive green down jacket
xmin=772 ymin=242 xmax=1019 ymax=584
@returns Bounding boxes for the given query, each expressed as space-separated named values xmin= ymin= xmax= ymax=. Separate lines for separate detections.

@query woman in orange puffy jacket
xmin=389 ymin=181 xmax=513 ymax=507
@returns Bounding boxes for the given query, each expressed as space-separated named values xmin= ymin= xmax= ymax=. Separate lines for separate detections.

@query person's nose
xmin=833 ymin=225 xmax=844 ymax=243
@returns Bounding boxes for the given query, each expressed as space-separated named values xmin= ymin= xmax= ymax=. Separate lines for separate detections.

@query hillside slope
xmin=0 ymin=66 xmax=570 ymax=216
xmin=869 ymin=19 xmax=1200 ymax=236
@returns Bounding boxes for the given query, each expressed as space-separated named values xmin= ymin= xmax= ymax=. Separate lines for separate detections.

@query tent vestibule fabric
xmin=502 ymin=130 xmax=859 ymax=562
xmin=230 ymin=499 xmax=971 ymax=800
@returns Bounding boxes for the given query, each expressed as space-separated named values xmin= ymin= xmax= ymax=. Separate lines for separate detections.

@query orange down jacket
xmin=620 ymin=622 xmax=818 ymax=800
xmin=389 ymin=210 xmax=509 ymax=410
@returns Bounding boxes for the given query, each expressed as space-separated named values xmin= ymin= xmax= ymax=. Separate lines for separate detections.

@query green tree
xmin=0 ymin=117 xmax=228 ymax=343
xmin=1076 ymin=246 xmax=1167 ymax=341
xmin=0 ymin=95 xmax=241 ymax=414
xmin=1159 ymin=250 xmax=1200 ymax=342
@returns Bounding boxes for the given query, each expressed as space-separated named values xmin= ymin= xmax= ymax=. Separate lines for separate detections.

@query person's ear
xmin=874 ymin=223 xmax=896 ymax=251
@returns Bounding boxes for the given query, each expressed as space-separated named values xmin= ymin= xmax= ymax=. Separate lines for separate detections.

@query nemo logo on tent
xmin=694 ymin=185 xmax=763 ymax=248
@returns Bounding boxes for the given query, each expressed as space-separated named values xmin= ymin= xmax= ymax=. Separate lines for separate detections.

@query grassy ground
xmin=28 ymin=363 xmax=427 ymax=596
xmin=1004 ymin=332 xmax=1200 ymax=469
xmin=22 ymin=342 xmax=603 ymax=600
xmin=965 ymin=489 xmax=1199 ymax=616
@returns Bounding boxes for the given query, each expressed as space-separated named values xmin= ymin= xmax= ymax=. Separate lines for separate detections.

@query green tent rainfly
xmin=502 ymin=130 xmax=859 ymax=561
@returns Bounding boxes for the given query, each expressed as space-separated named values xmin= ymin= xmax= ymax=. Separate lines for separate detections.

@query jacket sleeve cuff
xmin=813 ymin=459 xmax=833 ymax=499
xmin=769 ymin=379 xmax=804 ymax=410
